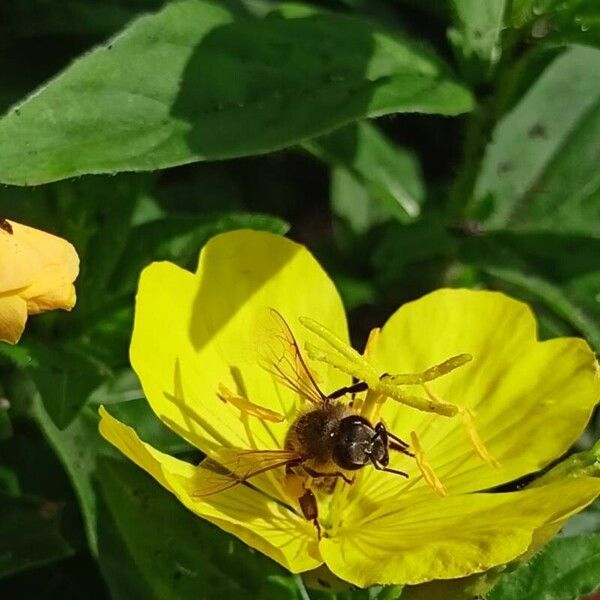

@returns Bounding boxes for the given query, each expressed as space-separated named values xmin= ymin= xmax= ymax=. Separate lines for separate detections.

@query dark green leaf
xmin=110 ymin=212 xmax=289 ymax=294
xmin=0 ymin=493 xmax=75 ymax=578
xmin=25 ymin=342 xmax=108 ymax=429
xmin=458 ymin=231 xmax=600 ymax=350
xmin=97 ymin=457 xmax=299 ymax=600
xmin=511 ymin=0 xmax=600 ymax=48
xmin=448 ymin=0 xmax=507 ymax=81
xmin=307 ymin=121 xmax=425 ymax=229
xmin=0 ymin=0 xmax=473 ymax=185
xmin=468 ymin=45 xmax=600 ymax=235
xmin=31 ymin=370 xmax=200 ymax=556
xmin=486 ymin=534 xmax=600 ymax=600
xmin=563 ymin=499 xmax=600 ymax=537
xmin=32 ymin=398 xmax=110 ymax=555
xmin=2 ymin=0 xmax=163 ymax=37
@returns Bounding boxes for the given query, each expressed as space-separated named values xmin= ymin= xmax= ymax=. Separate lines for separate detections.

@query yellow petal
xmin=0 ymin=220 xmax=79 ymax=311
xmin=99 ymin=406 xmax=321 ymax=573
xmin=130 ymin=230 xmax=348 ymax=460
xmin=0 ymin=294 xmax=27 ymax=344
xmin=320 ymin=477 xmax=600 ymax=587
xmin=366 ymin=289 xmax=599 ymax=496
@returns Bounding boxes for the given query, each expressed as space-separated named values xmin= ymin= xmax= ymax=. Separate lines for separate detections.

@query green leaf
xmin=448 ymin=0 xmax=507 ymax=81
xmin=307 ymin=121 xmax=425 ymax=230
xmin=0 ymin=493 xmax=75 ymax=578
xmin=31 ymin=398 xmax=110 ymax=556
xmin=486 ymin=534 xmax=600 ymax=600
xmin=0 ymin=0 xmax=473 ymax=185
xmin=563 ymin=500 xmax=600 ymax=537
xmin=25 ymin=342 xmax=108 ymax=429
xmin=468 ymin=45 xmax=600 ymax=235
xmin=511 ymin=0 xmax=600 ymax=48
xmin=30 ymin=369 xmax=200 ymax=557
xmin=97 ymin=457 xmax=300 ymax=600
xmin=2 ymin=0 xmax=163 ymax=37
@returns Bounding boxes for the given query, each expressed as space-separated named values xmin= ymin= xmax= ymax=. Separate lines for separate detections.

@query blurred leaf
xmin=2 ymin=0 xmax=164 ymax=37
xmin=511 ymin=0 xmax=600 ymax=48
xmin=459 ymin=231 xmax=600 ymax=350
xmin=403 ymin=570 xmax=501 ymax=600
xmin=0 ymin=493 xmax=75 ymax=578
xmin=307 ymin=121 xmax=425 ymax=228
xmin=110 ymin=212 xmax=289 ymax=294
xmin=330 ymin=168 xmax=392 ymax=234
xmin=448 ymin=0 xmax=507 ymax=81
xmin=486 ymin=534 xmax=600 ymax=600
xmin=562 ymin=499 xmax=600 ymax=537
xmin=372 ymin=219 xmax=455 ymax=288
xmin=334 ymin=274 xmax=377 ymax=312
xmin=32 ymin=398 xmax=109 ymax=556
xmin=25 ymin=342 xmax=108 ymax=429
xmin=97 ymin=457 xmax=300 ymax=600
xmin=0 ymin=408 xmax=12 ymax=442
xmin=468 ymin=45 xmax=600 ymax=235
xmin=0 ymin=0 xmax=473 ymax=185
xmin=31 ymin=369 xmax=199 ymax=556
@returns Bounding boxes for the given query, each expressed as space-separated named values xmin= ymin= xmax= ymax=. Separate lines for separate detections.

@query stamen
xmin=383 ymin=353 xmax=472 ymax=385
xmin=411 ymin=431 xmax=447 ymax=497
xmin=217 ymin=383 xmax=285 ymax=423
xmin=363 ymin=327 xmax=380 ymax=362
xmin=356 ymin=328 xmax=382 ymax=417
xmin=379 ymin=380 xmax=458 ymax=417
xmin=300 ymin=317 xmax=380 ymax=386
xmin=421 ymin=384 xmax=498 ymax=466
xmin=459 ymin=407 xmax=500 ymax=467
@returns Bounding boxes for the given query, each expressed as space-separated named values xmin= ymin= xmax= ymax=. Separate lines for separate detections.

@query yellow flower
xmin=99 ymin=230 xmax=600 ymax=587
xmin=0 ymin=219 xmax=79 ymax=344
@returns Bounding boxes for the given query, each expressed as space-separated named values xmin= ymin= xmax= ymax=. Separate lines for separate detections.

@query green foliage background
xmin=0 ymin=0 xmax=599 ymax=598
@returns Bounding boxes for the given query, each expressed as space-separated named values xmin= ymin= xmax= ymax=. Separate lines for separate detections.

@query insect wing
xmin=257 ymin=308 xmax=327 ymax=405
xmin=192 ymin=447 xmax=300 ymax=498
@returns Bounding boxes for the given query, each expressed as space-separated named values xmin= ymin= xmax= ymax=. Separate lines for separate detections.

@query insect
xmin=193 ymin=309 xmax=413 ymax=535
xmin=0 ymin=218 xmax=13 ymax=234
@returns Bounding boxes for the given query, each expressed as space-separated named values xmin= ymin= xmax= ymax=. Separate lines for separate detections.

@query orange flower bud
xmin=0 ymin=219 xmax=79 ymax=344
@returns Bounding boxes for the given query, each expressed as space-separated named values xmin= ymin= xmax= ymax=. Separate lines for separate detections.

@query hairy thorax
xmin=285 ymin=402 xmax=351 ymax=466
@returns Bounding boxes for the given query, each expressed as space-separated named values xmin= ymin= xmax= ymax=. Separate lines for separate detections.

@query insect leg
xmin=389 ymin=440 xmax=415 ymax=457
xmin=298 ymin=489 xmax=321 ymax=538
xmin=303 ymin=466 xmax=354 ymax=485
xmin=384 ymin=428 xmax=410 ymax=448
xmin=370 ymin=457 xmax=409 ymax=478
xmin=327 ymin=381 xmax=368 ymax=400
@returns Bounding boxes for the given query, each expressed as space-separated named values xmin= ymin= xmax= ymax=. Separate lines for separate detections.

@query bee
xmin=192 ymin=309 xmax=413 ymax=534
xmin=0 ymin=218 xmax=13 ymax=234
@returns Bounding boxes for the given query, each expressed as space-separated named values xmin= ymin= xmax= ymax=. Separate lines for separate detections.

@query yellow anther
xmin=411 ymin=431 xmax=447 ymax=497
xmin=459 ymin=407 xmax=500 ymax=467
xmin=217 ymin=383 xmax=285 ymax=423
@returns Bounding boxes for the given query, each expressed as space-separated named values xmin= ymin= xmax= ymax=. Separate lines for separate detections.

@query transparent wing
xmin=191 ymin=447 xmax=301 ymax=498
xmin=256 ymin=307 xmax=327 ymax=406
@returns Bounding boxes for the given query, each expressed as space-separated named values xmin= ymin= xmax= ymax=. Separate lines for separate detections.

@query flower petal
xmin=0 ymin=294 xmax=27 ymax=344
xmin=366 ymin=289 xmax=598 ymax=496
xmin=0 ymin=220 xmax=79 ymax=309
xmin=320 ymin=477 xmax=600 ymax=587
xmin=99 ymin=406 xmax=322 ymax=573
xmin=130 ymin=230 xmax=348 ymax=459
